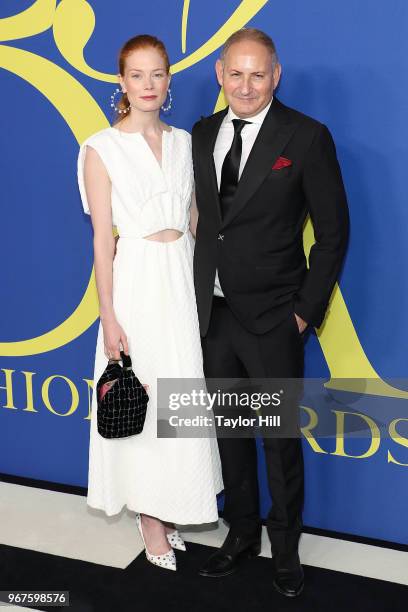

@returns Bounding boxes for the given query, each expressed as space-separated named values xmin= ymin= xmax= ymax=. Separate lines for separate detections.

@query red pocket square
xmin=272 ymin=156 xmax=292 ymax=170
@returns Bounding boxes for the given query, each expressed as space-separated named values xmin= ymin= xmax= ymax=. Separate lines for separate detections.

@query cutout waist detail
xmin=118 ymin=229 xmax=188 ymax=244
xmin=143 ymin=229 xmax=184 ymax=243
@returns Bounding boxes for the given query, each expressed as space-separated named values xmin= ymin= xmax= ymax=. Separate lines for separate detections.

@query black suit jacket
xmin=192 ymin=97 xmax=349 ymax=337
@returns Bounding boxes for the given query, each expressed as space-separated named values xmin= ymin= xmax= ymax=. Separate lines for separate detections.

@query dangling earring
xmin=161 ymin=88 xmax=173 ymax=112
xmin=110 ymin=88 xmax=130 ymax=114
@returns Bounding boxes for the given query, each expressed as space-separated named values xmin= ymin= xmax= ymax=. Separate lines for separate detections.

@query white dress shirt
xmin=213 ymin=99 xmax=273 ymax=297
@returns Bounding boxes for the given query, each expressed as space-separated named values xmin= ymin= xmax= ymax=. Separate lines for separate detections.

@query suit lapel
xmin=200 ymin=109 xmax=227 ymax=224
xmin=221 ymin=98 xmax=299 ymax=228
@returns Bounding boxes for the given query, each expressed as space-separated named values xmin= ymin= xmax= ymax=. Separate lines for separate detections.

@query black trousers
xmin=201 ymin=296 xmax=305 ymax=559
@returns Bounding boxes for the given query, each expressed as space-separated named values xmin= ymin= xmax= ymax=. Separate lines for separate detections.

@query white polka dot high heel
xmin=166 ymin=529 xmax=187 ymax=552
xmin=135 ymin=513 xmax=177 ymax=571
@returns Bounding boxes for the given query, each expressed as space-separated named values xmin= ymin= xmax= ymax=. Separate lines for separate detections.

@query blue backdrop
xmin=1 ymin=0 xmax=407 ymax=544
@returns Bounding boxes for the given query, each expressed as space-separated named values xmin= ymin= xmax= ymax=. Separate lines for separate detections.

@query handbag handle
xmin=108 ymin=350 xmax=132 ymax=370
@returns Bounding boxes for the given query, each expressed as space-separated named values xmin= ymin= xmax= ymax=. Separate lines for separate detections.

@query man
xmin=192 ymin=28 xmax=349 ymax=597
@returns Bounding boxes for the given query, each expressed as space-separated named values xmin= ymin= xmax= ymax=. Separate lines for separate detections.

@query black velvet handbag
xmin=96 ymin=350 xmax=149 ymax=438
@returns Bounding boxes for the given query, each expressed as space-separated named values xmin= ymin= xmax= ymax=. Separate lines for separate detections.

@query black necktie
xmin=219 ymin=118 xmax=251 ymax=220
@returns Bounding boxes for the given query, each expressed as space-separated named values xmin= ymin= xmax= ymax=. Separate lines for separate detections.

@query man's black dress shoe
xmin=198 ymin=530 xmax=262 ymax=577
xmin=272 ymin=554 xmax=304 ymax=597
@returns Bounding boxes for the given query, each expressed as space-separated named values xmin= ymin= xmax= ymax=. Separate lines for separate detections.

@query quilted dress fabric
xmin=77 ymin=126 xmax=223 ymax=523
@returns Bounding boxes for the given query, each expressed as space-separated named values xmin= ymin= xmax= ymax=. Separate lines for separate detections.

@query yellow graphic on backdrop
xmin=0 ymin=0 xmax=56 ymax=41
xmin=52 ymin=0 xmax=269 ymax=80
xmin=0 ymin=0 xmax=405 ymax=401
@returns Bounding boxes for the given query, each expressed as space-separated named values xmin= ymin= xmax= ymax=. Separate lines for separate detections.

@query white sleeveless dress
xmin=77 ymin=126 xmax=223 ymax=523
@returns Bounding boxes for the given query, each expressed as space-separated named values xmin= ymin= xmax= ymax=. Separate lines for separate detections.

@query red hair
xmin=114 ymin=35 xmax=170 ymax=122
xmin=118 ymin=34 xmax=170 ymax=75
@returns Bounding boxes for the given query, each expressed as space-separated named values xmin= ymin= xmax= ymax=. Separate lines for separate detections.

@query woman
xmin=77 ymin=35 xmax=223 ymax=571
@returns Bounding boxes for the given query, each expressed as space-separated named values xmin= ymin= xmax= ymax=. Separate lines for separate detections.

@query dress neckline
xmin=109 ymin=126 xmax=172 ymax=171
xmin=109 ymin=126 xmax=173 ymax=137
